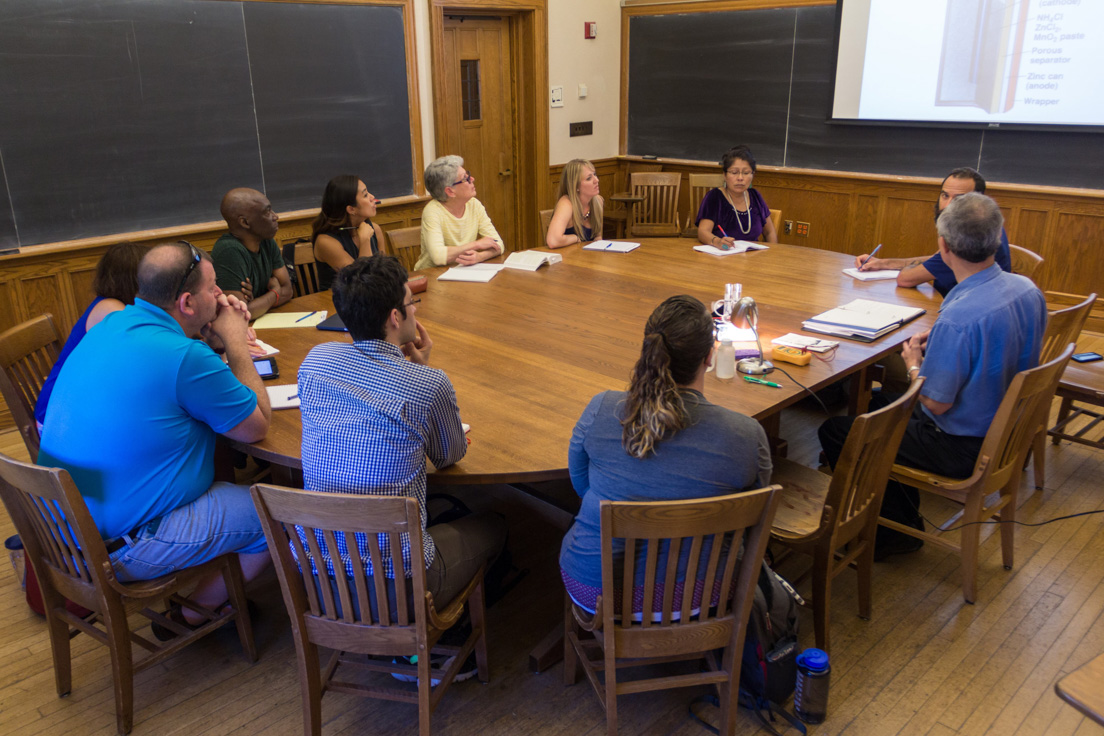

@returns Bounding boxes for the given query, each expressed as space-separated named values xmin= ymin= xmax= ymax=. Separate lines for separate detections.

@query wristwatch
xmin=907 ymin=365 xmax=921 ymax=376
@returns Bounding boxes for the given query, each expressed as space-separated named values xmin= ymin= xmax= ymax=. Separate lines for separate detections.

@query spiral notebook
xmin=803 ymin=299 xmax=925 ymax=342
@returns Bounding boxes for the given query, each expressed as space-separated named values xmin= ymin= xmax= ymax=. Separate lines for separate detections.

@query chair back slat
xmin=977 ymin=344 xmax=1076 ymax=491
xmin=384 ymin=227 xmax=423 ymax=272
xmin=365 ymin=533 xmax=391 ymax=625
xmin=293 ymin=241 xmax=322 ymax=297
xmin=0 ymin=314 xmax=63 ymax=458
xmin=629 ymin=172 xmax=682 ymax=237
xmin=830 ymin=379 xmax=925 ymax=545
xmin=343 ymin=531 xmax=372 ymax=623
xmin=320 ymin=529 xmax=355 ymax=623
xmin=539 ymin=208 xmax=554 ymax=240
xmin=1041 ymin=292 xmax=1096 ymax=363
xmin=390 ymin=538 xmax=411 ymax=626
xmin=284 ymin=524 xmax=323 ymax=616
xmin=302 ymin=526 xmax=339 ymax=619
xmin=600 ymin=486 xmax=781 ymax=635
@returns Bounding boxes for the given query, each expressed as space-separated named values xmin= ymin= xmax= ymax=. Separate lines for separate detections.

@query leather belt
xmin=104 ymin=516 xmax=162 ymax=554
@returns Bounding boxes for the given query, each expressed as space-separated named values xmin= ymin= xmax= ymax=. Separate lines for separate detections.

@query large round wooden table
xmin=237 ymin=239 xmax=940 ymax=485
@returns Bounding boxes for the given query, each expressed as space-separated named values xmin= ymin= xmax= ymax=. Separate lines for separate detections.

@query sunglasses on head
xmin=174 ymin=241 xmax=203 ymax=299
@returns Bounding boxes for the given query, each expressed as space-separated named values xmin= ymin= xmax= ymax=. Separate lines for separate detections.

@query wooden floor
xmin=2 ymin=384 xmax=1103 ymax=735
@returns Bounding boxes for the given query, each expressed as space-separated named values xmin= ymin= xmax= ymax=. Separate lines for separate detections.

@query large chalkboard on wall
xmin=626 ymin=5 xmax=1103 ymax=190
xmin=0 ymin=0 xmax=414 ymax=250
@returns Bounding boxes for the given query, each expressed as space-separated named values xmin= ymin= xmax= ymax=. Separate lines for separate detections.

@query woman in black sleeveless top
xmin=312 ymin=175 xmax=385 ymax=290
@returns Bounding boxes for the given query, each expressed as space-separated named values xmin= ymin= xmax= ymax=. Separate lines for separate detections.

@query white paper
xmin=807 ymin=299 xmax=924 ymax=331
xmin=504 ymin=250 xmax=563 ymax=271
xmin=251 ymin=338 xmax=279 ymax=356
xmin=693 ymin=242 xmax=769 ymax=256
xmin=437 ymin=264 xmax=505 ymax=282
xmin=771 ymin=333 xmax=839 ymax=353
xmin=266 ymin=384 xmax=300 ymax=410
xmin=252 ymin=311 xmax=327 ymax=329
xmin=843 ymin=267 xmax=900 ymax=281
xmin=583 ymin=240 xmax=641 ymax=253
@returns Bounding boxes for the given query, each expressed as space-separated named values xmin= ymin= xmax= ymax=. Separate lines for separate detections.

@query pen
xmin=295 ymin=311 xmax=316 ymax=323
xmin=744 ymin=376 xmax=782 ymax=388
xmin=289 ymin=394 xmax=298 ymax=400
xmin=717 ymin=225 xmax=732 ymax=250
xmin=860 ymin=244 xmax=882 ymax=269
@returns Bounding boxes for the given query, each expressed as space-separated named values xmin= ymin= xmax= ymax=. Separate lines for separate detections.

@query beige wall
xmin=547 ymin=0 xmax=622 ymax=165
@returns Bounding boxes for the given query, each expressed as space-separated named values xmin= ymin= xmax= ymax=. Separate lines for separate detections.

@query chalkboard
xmin=627 ymin=6 xmax=1103 ymax=190
xmin=0 ymin=0 xmax=415 ymax=248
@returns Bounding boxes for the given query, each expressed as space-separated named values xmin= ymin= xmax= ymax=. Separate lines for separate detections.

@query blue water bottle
xmin=794 ymin=647 xmax=830 ymax=724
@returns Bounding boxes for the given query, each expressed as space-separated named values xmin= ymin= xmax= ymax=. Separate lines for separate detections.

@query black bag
xmin=690 ymin=561 xmax=806 ymax=735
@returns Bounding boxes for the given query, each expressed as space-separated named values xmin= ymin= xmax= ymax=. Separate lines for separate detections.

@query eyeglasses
xmin=174 ymin=241 xmax=203 ymax=299
xmin=403 ymin=298 xmax=421 ymax=309
xmin=451 ymin=172 xmax=474 ymax=187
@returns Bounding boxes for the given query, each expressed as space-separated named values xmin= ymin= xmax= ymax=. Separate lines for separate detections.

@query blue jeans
xmin=108 ymin=482 xmax=267 ymax=582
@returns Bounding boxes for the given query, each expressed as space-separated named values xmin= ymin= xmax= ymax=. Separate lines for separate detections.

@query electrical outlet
xmin=783 ymin=220 xmax=793 ymax=235
xmin=569 ymin=121 xmax=593 ymax=137
xmin=795 ymin=221 xmax=810 ymax=237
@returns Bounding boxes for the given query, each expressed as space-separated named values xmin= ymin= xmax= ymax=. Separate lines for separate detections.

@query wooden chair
xmin=1009 ymin=244 xmax=1044 ymax=283
xmin=0 ymin=314 xmax=63 ymax=458
xmin=1046 ymin=292 xmax=1104 ymax=455
xmin=284 ymin=240 xmax=322 ymax=297
xmin=563 ymin=485 xmax=781 ymax=736
xmin=605 ymin=162 xmax=662 ymax=239
xmin=769 ymin=208 xmax=782 ymax=239
xmin=684 ymin=173 xmax=722 ymax=236
xmin=539 ymin=208 xmax=554 ymax=242
xmin=251 ymin=484 xmax=489 ymax=736
xmin=1024 ymin=293 xmax=1097 ymax=489
xmin=769 ymin=378 xmax=923 ymax=652
xmin=0 ymin=453 xmax=256 ymax=735
xmin=883 ymin=343 xmax=1076 ymax=603
xmin=628 ymin=172 xmax=682 ymax=238
xmin=384 ymin=226 xmax=423 ymax=272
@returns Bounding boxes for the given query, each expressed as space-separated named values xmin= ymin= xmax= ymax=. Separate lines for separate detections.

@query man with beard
xmin=212 ymin=187 xmax=294 ymax=318
xmin=38 ymin=243 xmax=272 ymax=630
xmin=854 ymin=167 xmax=1013 ymax=297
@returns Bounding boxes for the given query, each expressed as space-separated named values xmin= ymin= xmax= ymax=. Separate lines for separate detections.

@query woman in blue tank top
xmin=546 ymin=159 xmax=604 ymax=248
xmin=35 ymin=242 xmax=147 ymax=429
xmin=312 ymin=175 xmax=384 ymax=290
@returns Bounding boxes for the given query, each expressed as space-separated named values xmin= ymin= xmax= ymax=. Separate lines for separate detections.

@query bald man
xmin=39 ymin=243 xmax=272 ymax=631
xmin=211 ymin=188 xmax=294 ymax=318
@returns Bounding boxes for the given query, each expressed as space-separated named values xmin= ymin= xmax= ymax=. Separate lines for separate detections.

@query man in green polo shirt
xmin=212 ymin=187 xmax=294 ymax=319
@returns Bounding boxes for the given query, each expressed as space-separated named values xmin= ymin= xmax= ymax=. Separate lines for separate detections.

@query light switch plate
xmin=550 ymin=86 xmax=564 ymax=108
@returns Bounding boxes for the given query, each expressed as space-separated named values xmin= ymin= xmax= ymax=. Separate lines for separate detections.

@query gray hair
xmin=935 ymin=192 xmax=1003 ymax=263
xmin=424 ymin=155 xmax=464 ymax=202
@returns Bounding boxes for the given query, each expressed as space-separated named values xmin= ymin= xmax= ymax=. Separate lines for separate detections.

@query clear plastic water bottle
xmin=716 ymin=339 xmax=736 ymax=379
xmin=794 ymin=647 xmax=830 ymax=723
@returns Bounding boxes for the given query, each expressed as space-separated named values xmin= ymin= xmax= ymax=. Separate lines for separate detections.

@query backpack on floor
xmin=690 ymin=561 xmax=806 ymax=735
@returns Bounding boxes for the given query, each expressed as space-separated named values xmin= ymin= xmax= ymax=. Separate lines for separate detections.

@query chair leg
xmin=562 ymin=593 xmax=579 ymax=686
xmin=222 ymin=554 xmax=257 ymax=662
xmin=104 ymin=604 xmax=136 ymax=735
xmin=418 ymin=649 xmax=433 ymax=736
xmin=40 ymin=585 xmax=73 ymax=698
xmin=604 ymin=637 xmax=619 ymax=736
xmin=470 ymin=577 xmax=490 ymax=683
xmin=856 ymin=539 xmax=874 ymax=622
xmin=295 ymin=639 xmax=323 ymax=736
xmin=1052 ymin=397 xmax=1073 ymax=445
xmin=811 ymin=546 xmax=832 ymax=652
xmin=718 ymin=645 xmax=740 ymax=736
xmin=999 ymin=482 xmax=1017 ymax=572
xmin=1031 ymin=427 xmax=1047 ymax=490
xmin=960 ymin=495 xmax=984 ymax=604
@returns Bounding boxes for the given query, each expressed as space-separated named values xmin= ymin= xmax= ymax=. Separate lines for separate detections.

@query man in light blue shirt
xmin=821 ymin=193 xmax=1045 ymax=558
xmin=39 ymin=242 xmax=272 ymax=628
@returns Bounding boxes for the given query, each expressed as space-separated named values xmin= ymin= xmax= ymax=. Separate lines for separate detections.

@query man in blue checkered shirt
xmin=298 ymin=255 xmax=506 ymax=610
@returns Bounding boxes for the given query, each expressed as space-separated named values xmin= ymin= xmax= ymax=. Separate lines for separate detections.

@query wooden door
xmin=441 ymin=17 xmax=518 ymax=251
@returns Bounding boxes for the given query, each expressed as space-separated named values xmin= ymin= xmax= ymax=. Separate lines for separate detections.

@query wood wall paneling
xmin=1052 ymin=212 xmax=1104 ymax=297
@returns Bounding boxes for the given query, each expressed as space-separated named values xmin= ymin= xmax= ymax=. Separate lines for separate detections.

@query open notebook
xmin=803 ymin=299 xmax=925 ymax=342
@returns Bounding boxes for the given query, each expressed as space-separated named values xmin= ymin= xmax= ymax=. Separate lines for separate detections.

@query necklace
xmin=723 ymin=188 xmax=752 ymax=235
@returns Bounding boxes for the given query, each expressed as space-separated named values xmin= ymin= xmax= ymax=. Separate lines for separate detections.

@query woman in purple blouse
xmin=695 ymin=145 xmax=778 ymax=247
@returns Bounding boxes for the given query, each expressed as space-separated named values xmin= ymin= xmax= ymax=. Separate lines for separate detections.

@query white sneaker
xmin=391 ymin=654 xmax=477 ymax=686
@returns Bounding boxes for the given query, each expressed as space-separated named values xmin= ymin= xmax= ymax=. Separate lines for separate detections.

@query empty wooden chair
xmin=564 ymin=486 xmax=781 ymax=736
xmin=0 ymin=453 xmax=256 ymax=735
xmin=1024 ymin=293 xmax=1097 ymax=489
xmin=770 ymin=379 xmax=923 ymax=651
xmin=251 ymin=483 xmax=489 ymax=736
xmin=539 ymin=208 xmax=554 ymax=242
xmin=384 ymin=226 xmax=423 ymax=272
xmin=0 ymin=314 xmax=63 ymax=458
xmin=1009 ymin=244 xmax=1044 ymax=282
xmin=883 ymin=344 xmax=1076 ymax=603
xmin=685 ymin=173 xmax=723 ymax=236
xmin=628 ymin=172 xmax=682 ymax=238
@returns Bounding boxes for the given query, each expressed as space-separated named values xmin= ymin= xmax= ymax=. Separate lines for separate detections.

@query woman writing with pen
xmin=311 ymin=174 xmax=386 ymax=291
xmin=696 ymin=145 xmax=778 ymax=248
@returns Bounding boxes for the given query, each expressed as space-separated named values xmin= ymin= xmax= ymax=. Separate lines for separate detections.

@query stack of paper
xmin=437 ymin=264 xmax=506 ymax=282
xmin=693 ymin=242 xmax=769 ymax=256
xmin=842 ymin=267 xmax=900 ymax=281
xmin=803 ymin=299 xmax=925 ymax=342
xmin=771 ymin=334 xmax=839 ymax=353
xmin=583 ymin=240 xmax=641 ymax=253
xmin=266 ymin=384 xmax=300 ymax=410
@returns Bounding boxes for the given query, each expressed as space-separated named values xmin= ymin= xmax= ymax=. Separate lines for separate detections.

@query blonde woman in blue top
xmin=546 ymin=159 xmax=604 ymax=248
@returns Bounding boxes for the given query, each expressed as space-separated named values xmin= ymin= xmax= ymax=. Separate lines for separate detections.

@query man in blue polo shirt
xmin=821 ymin=193 xmax=1045 ymax=558
xmin=38 ymin=242 xmax=272 ymax=628
xmin=854 ymin=167 xmax=1013 ymax=297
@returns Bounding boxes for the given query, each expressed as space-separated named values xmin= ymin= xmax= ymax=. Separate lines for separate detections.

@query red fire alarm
xmin=584 ymin=21 xmax=597 ymax=39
